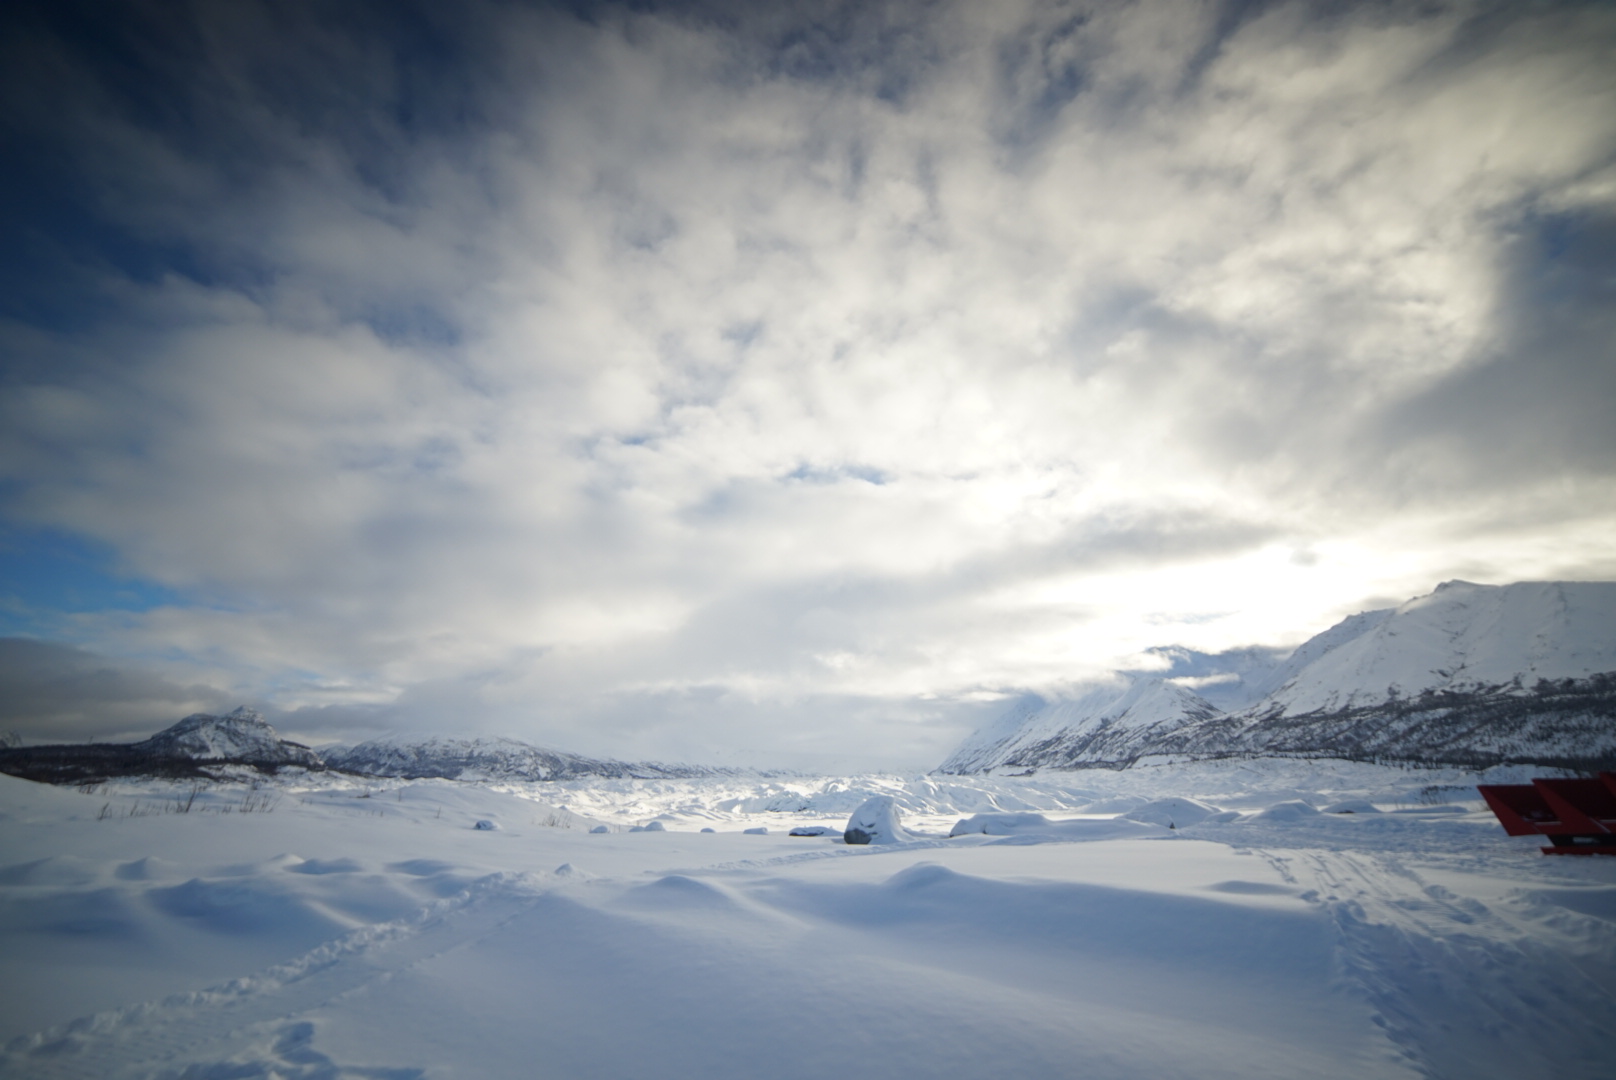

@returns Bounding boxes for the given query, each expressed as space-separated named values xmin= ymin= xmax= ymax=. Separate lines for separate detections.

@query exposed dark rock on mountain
xmin=323 ymin=736 xmax=719 ymax=782
xmin=0 ymin=707 xmax=323 ymax=784
xmin=939 ymin=581 xmax=1616 ymax=774
xmin=133 ymin=707 xmax=323 ymax=766
xmin=0 ymin=710 xmax=749 ymax=786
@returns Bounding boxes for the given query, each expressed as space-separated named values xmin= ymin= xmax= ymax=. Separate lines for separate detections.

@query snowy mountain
xmin=938 ymin=678 xmax=1221 ymax=773
xmin=940 ymin=581 xmax=1616 ymax=773
xmin=0 ymin=706 xmax=324 ymax=784
xmin=1256 ymin=580 xmax=1616 ymax=714
xmin=133 ymin=707 xmax=323 ymax=766
xmin=0 ymin=713 xmax=742 ymax=786
xmin=324 ymin=736 xmax=719 ymax=782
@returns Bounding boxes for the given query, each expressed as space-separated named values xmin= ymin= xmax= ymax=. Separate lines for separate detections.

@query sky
xmin=1 ymin=0 xmax=1613 ymax=771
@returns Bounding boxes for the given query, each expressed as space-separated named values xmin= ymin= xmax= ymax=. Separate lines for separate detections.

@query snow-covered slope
xmin=1261 ymin=581 xmax=1616 ymax=714
xmin=3 ymin=763 xmax=1613 ymax=1080
xmin=134 ymin=707 xmax=322 ymax=766
xmin=1242 ymin=606 xmax=1395 ymax=704
xmin=941 ymin=581 xmax=1616 ymax=773
xmin=325 ymin=736 xmax=714 ymax=782
xmin=938 ymin=678 xmax=1221 ymax=773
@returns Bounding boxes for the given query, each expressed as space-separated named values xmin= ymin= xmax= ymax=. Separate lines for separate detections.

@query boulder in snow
xmin=844 ymin=795 xmax=912 ymax=845
xmin=473 ymin=819 xmax=499 ymax=831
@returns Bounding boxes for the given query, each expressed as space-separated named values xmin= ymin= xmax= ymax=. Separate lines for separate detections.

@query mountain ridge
xmin=323 ymin=735 xmax=742 ymax=782
xmin=938 ymin=580 xmax=1616 ymax=774
xmin=0 ymin=713 xmax=760 ymax=785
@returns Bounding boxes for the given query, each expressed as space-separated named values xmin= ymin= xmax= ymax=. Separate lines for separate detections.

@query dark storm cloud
xmin=1373 ymin=209 xmax=1616 ymax=490
xmin=0 ymin=638 xmax=231 ymax=743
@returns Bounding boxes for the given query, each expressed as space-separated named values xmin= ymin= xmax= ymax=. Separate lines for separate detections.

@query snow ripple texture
xmin=3 ymin=760 xmax=1614 ymax=1079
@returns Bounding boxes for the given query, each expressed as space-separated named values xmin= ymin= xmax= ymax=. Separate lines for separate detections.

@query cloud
xmin=0 ymin=638 xmax=232 ymax=743
xmin=0 ymin=0 xmax=1612 ymax=767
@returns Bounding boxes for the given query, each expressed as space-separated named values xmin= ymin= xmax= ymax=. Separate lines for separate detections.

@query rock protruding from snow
xmin=844 ymin=795 xmax=912 ymax=845
xmin=134 ymin=707 xmax=323 ymax=767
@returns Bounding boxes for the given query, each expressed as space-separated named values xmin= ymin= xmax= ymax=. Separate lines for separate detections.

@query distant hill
xmin=939 ymin=581 xmax=1616 ymax=774
xmin=0 ymin=710 xmax=750 ymax=785
xmin=0 ymin=707 xmax=322 ymax=784
xmin=324 ymin=736 xmax=729 ymax=782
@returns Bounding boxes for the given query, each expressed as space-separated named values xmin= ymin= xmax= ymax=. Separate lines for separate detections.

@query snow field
xmin=1 ymin=760 xmax=1614 ymax=1078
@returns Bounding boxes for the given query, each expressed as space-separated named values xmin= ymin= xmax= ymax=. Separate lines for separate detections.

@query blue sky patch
xmin=0 ymin=528 xmax=182 ymax=634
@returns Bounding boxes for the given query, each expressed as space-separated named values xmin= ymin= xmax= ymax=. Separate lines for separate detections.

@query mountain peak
xmin=939 ymin=580 xmax=1616 ymax=774
xmin=135 ymin=707 xmax=321 ymax=766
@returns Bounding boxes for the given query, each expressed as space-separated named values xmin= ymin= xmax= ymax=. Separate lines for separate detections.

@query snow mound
xmin=844 ymin=795 xmax=912 ymax=844
xmin=1252 ymin=800 xmax=1321 ymax=822
xmin=947 ymin=813 xmax=1168 ymax=842
xmin=1322 ymin=799 xmax=1381 ymax=814
xmin=1121 ymin=797 xmax=1223 ymax=828
xmin=948 ymin=811 xmax=1054 ymax=837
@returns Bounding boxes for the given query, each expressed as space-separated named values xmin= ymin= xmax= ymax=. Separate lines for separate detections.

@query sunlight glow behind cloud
xmin=1 ymin=0 xmax=1613 ymax=768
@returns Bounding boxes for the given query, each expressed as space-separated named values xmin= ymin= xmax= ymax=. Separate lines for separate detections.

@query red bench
xmin=1478 ymin=773 xmax=1616 ymax=854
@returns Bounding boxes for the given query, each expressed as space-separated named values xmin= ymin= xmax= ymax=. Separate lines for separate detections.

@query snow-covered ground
xmin=2 ymin=761 xmax=1614 ymax=1079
